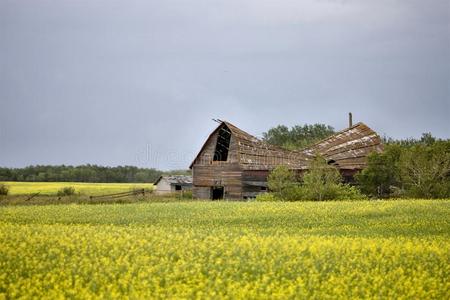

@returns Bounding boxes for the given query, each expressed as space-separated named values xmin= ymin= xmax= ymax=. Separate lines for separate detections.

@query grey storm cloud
xmin=0 ymin=0 xmax=449 ymax=170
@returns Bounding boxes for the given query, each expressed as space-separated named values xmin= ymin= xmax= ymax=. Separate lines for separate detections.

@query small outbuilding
xmin=153 ymin=175 xmax=193 ymax=195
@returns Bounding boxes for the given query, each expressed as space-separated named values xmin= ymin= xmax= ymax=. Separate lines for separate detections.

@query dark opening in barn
xmin=213 ymin=126 xmax=231 ymax=161
xmin=212 ymin=187 xmax=224 ymax=200
xmin=327 ymin=159 xmax=339 ymax=167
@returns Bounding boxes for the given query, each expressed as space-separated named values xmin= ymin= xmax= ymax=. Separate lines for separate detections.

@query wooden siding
xmin=193 ymin=130 xmax=218 ymax=166
xmin=192 ymin=164 xmax=243 ymax=199
xmin=192 ymin=186 xmax=211 ymax=199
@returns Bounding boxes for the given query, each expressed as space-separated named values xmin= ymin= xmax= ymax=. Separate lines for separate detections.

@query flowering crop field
xmin=0 ymin=181 xmax=154 ymax=196
xmin=0 ymin=200 xmax=449 ymax=299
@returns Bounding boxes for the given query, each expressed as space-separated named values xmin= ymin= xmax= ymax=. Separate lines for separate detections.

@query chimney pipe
xmin=349 ymin=112 xmax=353 ymax=128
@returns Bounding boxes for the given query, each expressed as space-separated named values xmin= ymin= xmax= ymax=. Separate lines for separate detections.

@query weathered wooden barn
xmin=189 ymin=119 xmax=383 ymax=200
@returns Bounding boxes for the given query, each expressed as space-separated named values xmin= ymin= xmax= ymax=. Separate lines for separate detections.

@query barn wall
xmin=194 ymin=125 xmax=240 ymax=166
xmin=193 ymin=186 xmax=211 ymax=199
xmin=194 ymin=131 xmax=218 ymax=165
xmin=192 ymin=124 xmax=244 ymax=200
xmin=241 ymin=170 xmax=269 ymax=198
xmin=227 ymin=134 xmax=239 ymax=163
xmin=192 ymin=164 xmax=243 ymax=199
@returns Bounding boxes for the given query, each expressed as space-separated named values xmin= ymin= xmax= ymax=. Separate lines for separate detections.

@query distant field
xmin=0 ymin=200 xmax=449 ymax=299
xmin=0 ymin=181 xmax=154 ymax=196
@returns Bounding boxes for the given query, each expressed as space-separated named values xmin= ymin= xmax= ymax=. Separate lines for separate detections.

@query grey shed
xmin=153 ymin=175 xmax=193 ymax=194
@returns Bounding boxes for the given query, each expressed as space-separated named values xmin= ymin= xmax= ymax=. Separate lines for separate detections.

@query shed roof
xmin=154 ymin=175 xmax=193 ymax=185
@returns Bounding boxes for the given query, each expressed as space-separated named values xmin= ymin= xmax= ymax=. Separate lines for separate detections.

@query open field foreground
xmin=0 ymin=181 xmax=154 ymax=196
xmin=0 ymin=200 xmax=449 ymax=299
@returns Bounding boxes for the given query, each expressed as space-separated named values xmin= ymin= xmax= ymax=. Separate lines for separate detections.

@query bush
xmin=333 ymin=184 xmax=367 ymax=200
xmin=0 ymin=184 xmax=9 ymax=196
xmin=180 ymin=190 xmax=193 ymax=199
xmin=357 ymin=141 xmax=450 ymax=199
xmin=57 ymin=186 xmax=76 ymax=197
xmin=301 ymin=156 xmax=342 ymax=201
xmin=355 ymin=145 xmax=402 ymax=198
xmin=399 ymin=142 xmax=450 ymax=198
xmin=266 ymin=155 xmax=366 ymax=201
xmin=267 ymin=165 xmax=296 ymax=200
xmin=255 ymin=193 xmax=279 ymax=202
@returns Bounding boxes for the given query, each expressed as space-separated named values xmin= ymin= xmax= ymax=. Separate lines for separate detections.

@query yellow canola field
xmin=0 ymin=181 xmax=153 ymax=196
xmin=0 ymin=200 xmax=449 ymax=299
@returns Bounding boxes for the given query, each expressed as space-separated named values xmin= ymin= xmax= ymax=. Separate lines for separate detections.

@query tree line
xmin=356 ymin=134 xmax=450 ymax=198
xmin=0 ymin=165 xmax=191 ymax=183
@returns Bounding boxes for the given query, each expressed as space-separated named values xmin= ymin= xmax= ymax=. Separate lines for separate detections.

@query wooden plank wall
xmin=194 ymin=131 xmax=218 ymax=165
xmin=192 ymin=124 xmax=244 ymax=200
xmin=192 ymin=164 xmax=242 ymax=199
xmin=192 ymin=186 xmax=211 ymax=199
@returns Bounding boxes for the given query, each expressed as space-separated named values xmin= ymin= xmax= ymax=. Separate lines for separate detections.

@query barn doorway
xmin=211 ymin=187 xmax=224 ymax=200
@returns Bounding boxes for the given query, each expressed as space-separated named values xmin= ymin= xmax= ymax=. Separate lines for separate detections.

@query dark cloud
xmin=1 ymin=0 xmax=449 ymax=169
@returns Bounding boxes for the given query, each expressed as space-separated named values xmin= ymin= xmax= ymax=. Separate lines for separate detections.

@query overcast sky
xmin=1 ymin=0 xmax=449 ymax=170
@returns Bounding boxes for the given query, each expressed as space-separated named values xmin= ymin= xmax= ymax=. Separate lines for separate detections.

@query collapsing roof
xmin=302 ymin=122 xmax=383 ymax=170
xmin=190 ymin=120 xmax=382 ymax=171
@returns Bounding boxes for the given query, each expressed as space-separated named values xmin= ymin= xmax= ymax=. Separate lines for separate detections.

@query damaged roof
xmin=190 ymin=120 xmax=382 ymax=170
xmin=302 ymin=122 xmax=383 ymax=170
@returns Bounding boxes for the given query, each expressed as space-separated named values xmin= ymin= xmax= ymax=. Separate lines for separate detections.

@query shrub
xmin=266 ymin=155 xmax=366 ymax=201
xmin=0 ymin=184 xmax=9 ymax=196
xmin=280 ymin=185 xmax=307 ymax=201
xmin=399 ymin=142 xmax=450 ymax=198
xmin=57 ymin=186 xmax=76 ymax=197
xmin=255 ymin=193 xmax=279 ymax=202
xmin=180 ymin=190 xmax=193 ymax=199
xmin=301 ymin=155 xmax=343 ymax=201
xmin=267 ymin=165 xmax=296 ymax=200
xmin=333 ymin=184 xmax=367 ymax=200
xmin=357 ymin=141 xmax=450 ymax=199
xmin=355 ymin=145 xmax=402 ymax=198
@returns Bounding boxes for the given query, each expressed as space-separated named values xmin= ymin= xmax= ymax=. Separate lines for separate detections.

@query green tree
xmin=266 ymin=156 xmax=364 ymax=201
xmin=267 ymin=165 xmax=296 ymax=200
xmin=355 ymin=144 xmax=402 ymax=198
xmin=399 ymin=141 xmax=450 ymax=198
xmin=301 ymin=155 xmax=342 ymax=201
xmin=357 ymin=138 xmax=450 ymax=199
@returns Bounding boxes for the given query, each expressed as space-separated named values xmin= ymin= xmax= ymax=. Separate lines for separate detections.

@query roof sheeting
xmin=224 ymin=121 xmax=309 ymax=170
xmin=301 ymin=122 xmax=383 ymax=169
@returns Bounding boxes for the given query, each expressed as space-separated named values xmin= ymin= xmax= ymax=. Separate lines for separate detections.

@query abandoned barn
xmin=189 ymin=119 xmax=383 ymax=200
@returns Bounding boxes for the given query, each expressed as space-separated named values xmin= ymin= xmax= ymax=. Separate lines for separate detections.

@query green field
xmin=0 ymin=200 xmax=449 ymax=299
xmin=0 ymin=181 xmax=154 ymax=196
